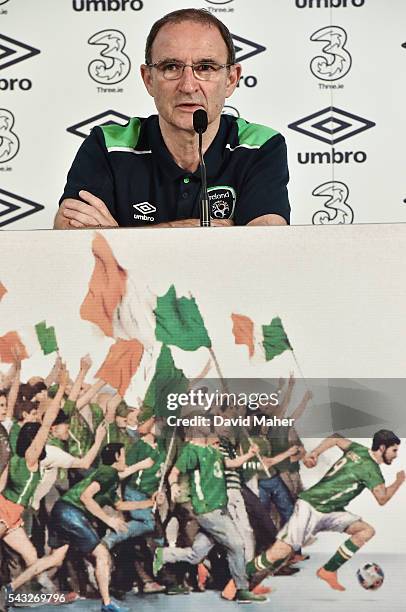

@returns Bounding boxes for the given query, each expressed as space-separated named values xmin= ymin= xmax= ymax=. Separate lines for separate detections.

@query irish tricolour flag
xmin=231 ymin=314 xmax=292 ymax=362
xmin=80 ymin=234 xmax=211 ymax=398
xmin=0 ymin=321 xmax=58 ymax=363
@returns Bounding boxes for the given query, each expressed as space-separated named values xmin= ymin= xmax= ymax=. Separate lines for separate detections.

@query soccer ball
xmin=356 ymin=562 xmax=384 ymax=590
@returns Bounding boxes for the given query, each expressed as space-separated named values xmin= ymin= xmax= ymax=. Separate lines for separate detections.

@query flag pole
xmin=207 ymin=347 xmax=272 ymax=476
xmin=209 ymin=347 xmax=229 ymax=394
xmin=153 ymin=425 xmax=177 ymax=513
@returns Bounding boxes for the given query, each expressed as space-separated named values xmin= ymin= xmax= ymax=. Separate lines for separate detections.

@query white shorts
xmin=277 ymin=499 xmax=360 ymax=551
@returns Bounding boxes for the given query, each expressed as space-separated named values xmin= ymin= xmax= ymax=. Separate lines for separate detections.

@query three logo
xmin=0 ymin=109 xmax=19 ymax=163
xmin=88 ymin=30 xmax=131 ymax=85
xmin=312 ymin=181 xmax=353 ymax=225
xmin=310 ymin=26 xmax=352 ymax=81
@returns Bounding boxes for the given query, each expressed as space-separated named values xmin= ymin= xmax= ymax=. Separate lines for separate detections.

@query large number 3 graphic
xmin=0 ymin=109 xmax=20 ymax=163
xmin=88 ymin=30 xmax=131 ymax=85
xmin=310 ymin=26 xmax=352 ymax=81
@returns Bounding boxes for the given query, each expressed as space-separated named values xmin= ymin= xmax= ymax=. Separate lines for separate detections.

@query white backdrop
xmin=1 ymin=0 xmax=405 ymax=228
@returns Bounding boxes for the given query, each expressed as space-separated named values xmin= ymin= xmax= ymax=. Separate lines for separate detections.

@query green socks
xmin=324 ymin=538 xmax=360 ymax=572
xmin=246 ymin=552 xmax=287 ymax=577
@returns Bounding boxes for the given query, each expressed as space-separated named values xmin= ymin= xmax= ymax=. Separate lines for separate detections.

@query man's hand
xmin=247 ymin=443 xmax=259 ymax=458
xmin=287 ymin=444 xmax=301 ymax=457
xmin=303 ymin=451 xmax=318 ymax=468
xmin=108 ymin=516 xmax=128 ymax=533
xmin=396 ymin=470 xmax=406 ymax=486
xmin=170 ymin=483 xmax=181 ymax=502
xmin=55 ymin=191 xmax=118 ymax=229
xmin=152 ymin=491 xmax=166 ymax=507
xmin=80 ymin=354 xmax=92 ymax=373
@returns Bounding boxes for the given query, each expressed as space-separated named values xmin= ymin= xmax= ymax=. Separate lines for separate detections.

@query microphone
xmin=193 ymin=109 xmax=211 ymax=227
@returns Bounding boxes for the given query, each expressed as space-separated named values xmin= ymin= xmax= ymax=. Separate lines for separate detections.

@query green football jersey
xmin=300 ymin=442 xmax=385 ymax=513
xmin=3 ymin=455 xmax=41 ymax=507
xmin=63 ymin=399 xmax=101 ymax=459
xmin=175 ymin=443 xmax=227 ymax=515
xmin=105 ymin=422 xmax=133 ymax=452
xmin=8 ymin=421 xmax=21 ymax=455
xmin=126 ymin=438 xmax=166 ymax=495
xmin=61 ymin=465 xmax=119 ymax=518
xmin=241 ymin=435 xmax=277 ymax=480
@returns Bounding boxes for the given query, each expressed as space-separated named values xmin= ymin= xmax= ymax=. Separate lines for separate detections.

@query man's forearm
xmin=78 ymin=438 xmax=103 ymax=470
xmin=168 ymin=467 xmax=180 ymax=486
xmin=382 ymin=478 xmax=404 ymax=504
xmin=268 ymin=448 xmax=294 ymax=467
xmin=312 ymin=435 xmax=344 ymax=457
xmin=82 ymin=496 xmax=112 ymax=526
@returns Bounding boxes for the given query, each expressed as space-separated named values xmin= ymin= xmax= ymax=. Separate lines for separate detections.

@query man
xmin=8 ymin=400 xmax=39 ymax=455
xmin=246 ymin=430 xmax=405 ymax=592
xmin=31 ymin=410 xmax=106 ymax=513
xmin=161 ymin=423 xmax=267 ymax=603
xmin=102 ymin=408 xmax=165 ymax=550
xmin=0 ymin=443 xmax=157 ymax=612
xmin=54 ymin=8 xmax=289 ymax=230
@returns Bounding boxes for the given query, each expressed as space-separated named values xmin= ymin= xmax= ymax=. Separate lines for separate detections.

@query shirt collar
xmin=148 ymin=114 xmax=229 ymax=181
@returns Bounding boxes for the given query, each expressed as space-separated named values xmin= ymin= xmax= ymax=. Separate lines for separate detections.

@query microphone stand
xmin=198 ymin=132 xmax=211 ymax=227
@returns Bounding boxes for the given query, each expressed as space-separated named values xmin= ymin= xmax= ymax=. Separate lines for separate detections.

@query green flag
xmin=35 ymin=321 xmax=58 ymax=355
xmin=262 ymin=317 xmax=292 ymax=361
xmin=143 ymin=345 xmax=189 ymax=418
xmin=155 ymin=285 xmax=211 ymax=351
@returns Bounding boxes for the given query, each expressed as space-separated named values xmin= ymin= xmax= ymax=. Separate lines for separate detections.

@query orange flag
xmin=0 ymin=282 xmax=6 ymax=301
xmin=0 ymin=331 xmax=29 ymax=363
xmin=231 ymin=313 xmax=255 ymax=358
xmin=80 ymin=233 xmax=127 ymax=337
xmin=96 ymin=339 xmax=144 ymax=396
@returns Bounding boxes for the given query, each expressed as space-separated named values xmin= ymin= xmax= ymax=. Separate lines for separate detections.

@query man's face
xmin=126 ymin=409 xmax=139 ymax=428
xmin=141 ymin=21 xmax=241 ymax=133
xmin=23 ymin=409 xmax=39 ymax=423
xmin=116 ymin=415 xmax=127 ymax=429
xmin=115 ymin=447 xmax=127 ymax=472
xmin=33 ymin=390 xmax=48 ymax=403
xmin=382 ymin=444 xmax=399 ymax=465
xmin=51 ymin=422 xmax=70 ymax=441
xmin=0 ymin=394 xmax=7 ymax=421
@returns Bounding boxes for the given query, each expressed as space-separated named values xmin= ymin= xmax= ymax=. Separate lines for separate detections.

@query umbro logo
xmin=133 ymin=202 xmax=156 ymax=222
xmin=0 ymin=189 xmax=44 ymax=227
xmin=288 ymin=107 xmax=375 ymax=145
xmin=133 ymin=202 xmax=156 ymax=215
xmin=66 ymin=110 xmax=130 ymax=138
xmin=0 ymin=34 xmax=40 ymax=71
xmin=231 ymin=34 xmax=266 ymax=63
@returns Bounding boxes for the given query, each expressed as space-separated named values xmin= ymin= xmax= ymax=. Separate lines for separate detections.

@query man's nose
xmin=177 ymin=65 xmax=199 ymax=92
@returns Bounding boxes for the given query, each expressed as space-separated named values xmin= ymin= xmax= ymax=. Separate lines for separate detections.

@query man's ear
xmin=225 ymin=63 xmax=242 ymax=98
xmin=141 ymin=64 xmax=154 ymax=97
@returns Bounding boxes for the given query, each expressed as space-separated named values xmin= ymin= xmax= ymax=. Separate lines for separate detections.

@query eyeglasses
xmin=147 ymin=61 xmax=233 ymax=81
